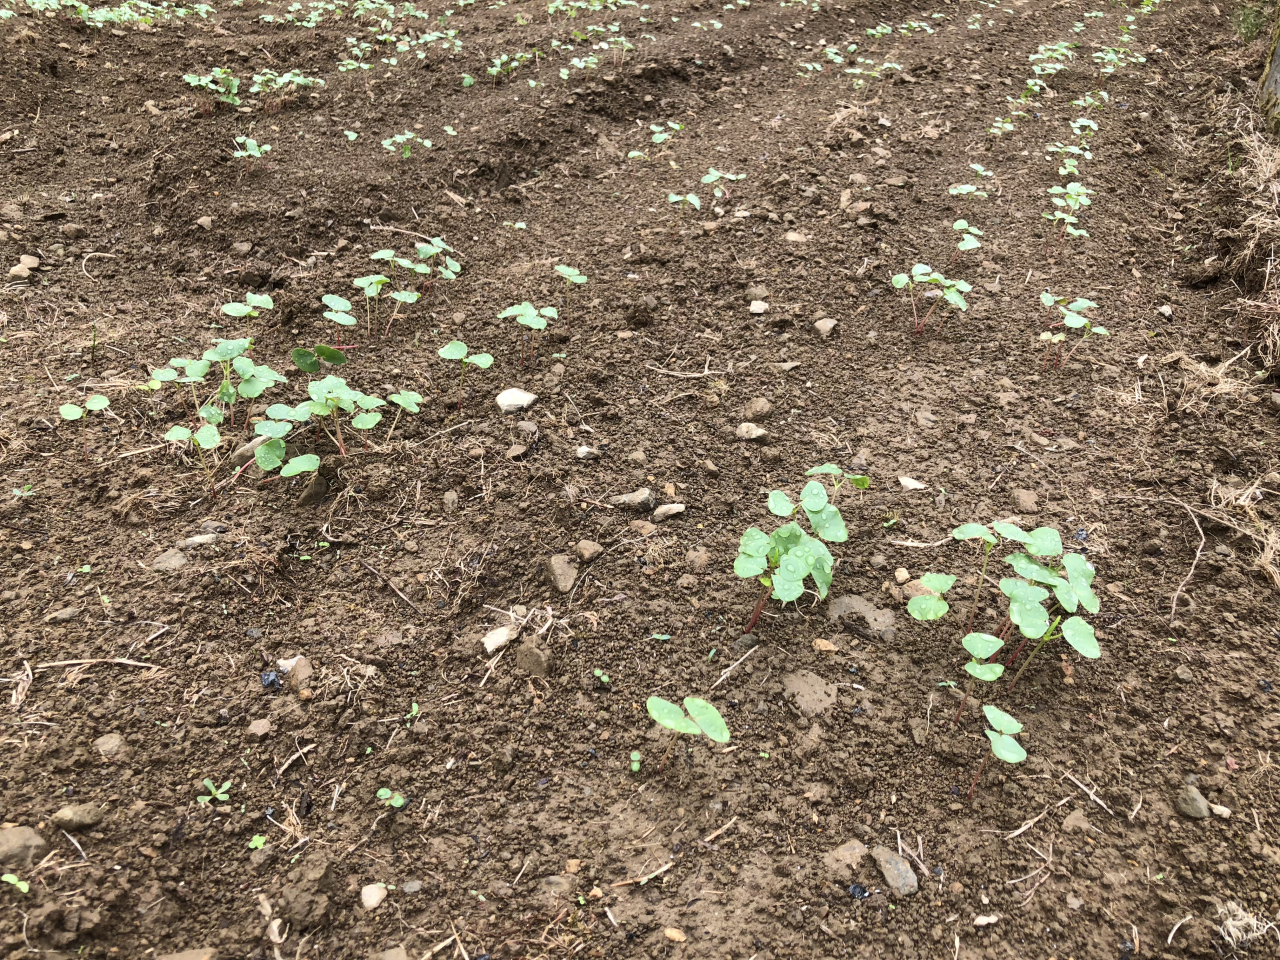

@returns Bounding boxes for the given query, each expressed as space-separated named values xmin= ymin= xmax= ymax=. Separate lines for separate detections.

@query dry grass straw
xmin=1217 ymin=901 xmax=1279 ymax=950
xmin=1229 ymin=110 xmax=1280 ymax=368
xmin=1207 ymin=472 xmax=1280 ymax=588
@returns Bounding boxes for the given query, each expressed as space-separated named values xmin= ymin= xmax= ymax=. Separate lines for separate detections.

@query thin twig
xmin=702 ymin=816 xmax=738 ymax=843
xmin=450 ymin=920 xmax=470 ymax=960
xmin=81 ymin=252 xmax=116 ymax=282
xmin=62 ymin=830 xmax=87 ymax=861
xmin=33 ymin=658 xmax=158 ymax=671
xmin=710 ymin=644 xmax=760 ymax=689
xmin=277 ymin=743 xmax=316 ymax=777
xmin=1055 ymin=766 xmax=1114 ymax=816
xmin=1169 ymin=500 xmax=1205 ymax=622
xmin=610 ymin=861 xmax=673 ymax=887
xmin=359 ymin=559 xmax=424 ymax=616
xmin=1169 ymin=914 xmax=1193 ymax=945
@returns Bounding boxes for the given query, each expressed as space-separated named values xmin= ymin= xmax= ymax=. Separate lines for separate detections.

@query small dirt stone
xmin=43 ymin=605 xmax=83 ymax=623
xmin=749 ymin=300 xmax=769 ymax=315
xmin=822 ymin=839 xmax=868 ymax=881
xmin=1176 ymin=665 xmax=1194 ymax=682
xmin=516 ymin=644 xmax=551 ymax=678
xmin=736 ymin=422 xmax=768 ymax=441
xmin=150 ymin=547 xmax=188 ymax=572
xmin=627 ymin=449 xmax=648 ymax=465
xmin=546 ymin=555 xmax=578 ymax=593
xmin=368 ymin=948 xmax=409 ymax=960
xmin=60 ymin=223 xmax=88 ymax=239
xmin=361 ymin=883 xmax=388 ymax=911
xmin=609 ymin=488 xmax=653 ymax=508
xmin=653 ymin=503 xmax=686 ymax=522
xmin=195 ymin=216 xmax=213 ymax=230
xmin=158 ymin=950 xmax=219 ymax=960
xmin=496 ymin=388 xmax=538 ymax=413
xmin=51 ymin=802 xmax=105 ymax=832
xmin=1062 ymin=809 xmax=1091 ymax=833
xmin=869 ymin=554 xmax=888 ymax=569
xmin=285 ymin=656 xmax=314 ymax=691
xmin=894 ymin=567 xmax=910 ymax=584
xmin=700 ymin=458 xmax=720 ymax=476
xmin=247 ymin=718 xmax=273 ymax=741
xmin=743 ymin=397 xmax=773 ymax=419
xmin=481 ymin=625 xmax=515 ymax=654
xmin=686 ymin=546 xmax=709 ymax=571
xmin=93 ymin=732 xmax=127 ymax=759
xmin=629 ymin=519 xmax=657 ymax=536
xmin=1175 ymin=784 xmax=1210 ymax=819
xmin=574 ymin=540 xmax=603 ymax=562
xmin=870 ymin=845 xmax=918 ymax=896
xmin=746 ymin=284 xmax=769 ymax=300
xmin=0 ymin=826 xmax=49 ymax=867
xmin=814 ymin=317 xmax=837 ymax=337
xmin=1012 ymin=489 xmax=1039 ymax=514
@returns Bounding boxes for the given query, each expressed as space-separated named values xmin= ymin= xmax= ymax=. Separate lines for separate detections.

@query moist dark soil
xmin=3 ymin=0 xmax=1280 ymax=956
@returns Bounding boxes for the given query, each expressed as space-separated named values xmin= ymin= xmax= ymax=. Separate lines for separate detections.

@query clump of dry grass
xmin=1229 ymin=114 xmax=1280 ymax=369
xmin=1217 ymin=901 xmax=1279 ymax=950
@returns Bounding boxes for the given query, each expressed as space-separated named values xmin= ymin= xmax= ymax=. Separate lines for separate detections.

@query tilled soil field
xmin=2 ymin=0 xmax=1280 ymax=955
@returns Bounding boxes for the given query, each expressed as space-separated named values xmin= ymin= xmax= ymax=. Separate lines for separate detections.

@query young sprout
xmin=906 ymin=573 xmax=956 ymax=621
xmin=554 ymin=265 xmax=587 ymax=331
xmin=646 ymin=695 xmax=729 ymax=769
xmin=988 ymin=116 xmax=1016 ymax=136
xmin=197 ymin=778 xmax=232 ymax=804
xmin=384 ymin=289 xmax=420 ymax=336
xmin=969 ymin=163 xmax=995 ymax=179
xmin=951 ymin=219 xmax=983 ymax=263
xmin=60 ymin=394 xmax=110 ymax=461
xmin=593 ymin=667 xmax=611 ymax=684
xmin=183 ymin=67 xmax=241 ymax=106
xmin=385 ymin=389 xmax=423 ymax=443
xmin=948 ymin=183 xmax=988 ymax=201
xmin=248 ymin=835 xmax=267 ymax=850
xmin=970 ymin=704 xmax=1026 ymax=797
xmin=667 ymin=192 xmax=701 ymax=232
xmin=2 ymin=874 xmax=31 ymax=894
xmin=231 ymin=136 xmax=271 ymax=168
xmin=222 ymin=292 xmax=274 ymax=322
xmin=804 ymin=463 xmax=870 ymax=495
xmin=890 ymin=264 xmax=972 ymax=334
xmin=381 ymin=131 xmax=432 ymax=158
xmin=700 ymin=167 xmax=745 ymax=198
xmin=352 ymin=274 xmax=390 ymax=336
xmin=629 ymin=750 xmax=642 ymax=773
xmin=437 ymin=340 xmax=493 ymax=410
xmin=376 ymin=787 xmax=406 ymax=809
xmin=499 ymin=301 xmax=557 ymax=365
xmin=649 ymin=120 xmax=683 ymax=144
xmin=322 ymin=293 xmax=357 ymax=327
xmin=733 ymin=468 xmax=848 ymax=636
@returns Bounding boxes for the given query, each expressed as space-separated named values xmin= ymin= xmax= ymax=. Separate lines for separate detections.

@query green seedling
xmin=951 ymin=219 xmax=983 ymax=263
xmin=382 ymin=130 xmax=432 ymax=158
xmin=667 ymin=192 xmax=701 ymax=230
xmin=384 ymin=289 xmax=420 ymax=336
xmin=1043 ymin=181 xmax=1094 ymax=249
xmin=890 ymin=264 xmax=972 ymax=334
xmin=60 ymin=394 xmax=110 ymax=461
xmin=630 ymin=750 xmax=642 ymax=773
xmin=646 ymin=695 xmax=729 ymax=770
xmin=249 ymin=68 xmax=324 ymax=103
xmin=197 ymin=778 xmax=232 ymax=804
xmin=385 ymin=389 xmax=423 ymax=443
xmin=405 ymin=702 xmax=420 ymax=727
xmin=499 ymin=301 xmax=557 ymax=365
xmin=437 ymin=340 xmax=493 ymax=410
xmin=969 ymin=163 xmax=994 ymax=178
xmin=593 ymin=668 xmax=611 ymax=684
xmin=804 ymin=463 xmax=870 ymax=495
xmin=948 ymin=183 xmax=988 ymax=201
xmin=988 ymin=116 xmax=1016 ymax=136
xmin=1 ymin=874 xmax=30 ymax=894
xmin=554 ymin=265 xmax=587 ymax=331
xmin=231 ymin=136 xmax=271 ymax=167
xmin=184 ymin=67 xmax=240 ymax=106
xmin=906 ymin=573 xmax=956 ymax=621
xmin=12 ymin=485 xmax=35 ymax=498
xmin=322 ymin=293 xmax=357 ymax=328
xmin=700 ymin=167 xmax=745 ymax=198
xmin=649 ymin=120 xmax=683 ymax=144
xmin=377 ymin=787 xmax=406 ymax=809
xmin=221 ymin=292 xmax=274 ymax=322
xmin=248 ymin=834 xmax=267 ymax=849
xmin=1039 ymin=292 xmax=1106 ymax=366
xmin=353 ymin=274 xmax=390 ymax=335
xmin=970 ymin=704 xmax=1026 ymax=797
xmin=733 ymin=469 xmax=848 ymax=636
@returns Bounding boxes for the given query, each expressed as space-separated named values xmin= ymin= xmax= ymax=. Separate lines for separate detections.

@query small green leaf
xmin=953 ymin=522 xmax=995 ymax=544
xmin=992 ymin=521 xmax=1031 ymax=543
xmin=1053 ymin=582 xmax=1080 ymax=613
xmin=199 ymin=404 xmax=224 ymax=425
xmin=465 ymin=353 xmax=494 ymax=369
xmin=986 ymin=730 xmax=1027 ymax=764
xmin=254 ymin=419 xmax=291 ymax=440
xmin=281 ymin=454 xmax=320 ymax=477
xmin=734 ymin=553 xmax=768 ymax=578
xmin=325 ymin=311 xmax=358 ymax=326
xmin=1061 ymin=616 xmax=1099 ymax=658
xmin=920 ymin=572 xmax=957 ymax=595
xmin=221 ymin=302 xmax=252 ymax=317
xmin=352 ymin=411 xmax=383 ymax=430
xmin=767 ymin=490 xmax=795 ymax=517
xmin=907 ymin=594 xmax=948 ymax=620
xmin=314 ymin=344 xmax=347 ymax=366
xmin=193 ymin=424 xmax=221 ymax=449
xmin=982 ymin=704 xmax=1023 ymax=735
xmin=646 ymin=696 xmax=700 ymax=735
xmin=85 ymin=394 xmax=110 ymax=411
xmin=1025 ymin=527 xmax=1064 ymax=557
xmin=805 ymin=463 xmax=842 ymax=476
xmin=799 ymin=480 xmax=828 ymax=512
xmin=683 ymin=697 xmax=730 ymax=743
xmin=152 ymin=368 xmax=179 ymax=382
xmin=245 ymin=292 xmax=274 ymax=310
xmin=205 ymin=338 xmax=251 ymax=362
xmin=1061 ymin=553 xmax=1100 ymax=613
xmin=164 ymin=425 xmax=192 ymax=442
xmin=771 ymin=573 xmax=804 ymax=602
xmin=965 ymin=661 xmax=1005 ymax=682
xmin=255 ymin=439 xmax=286 ymax=471
xmin=292 ymin=348 xmax=319 ymax=373
xmin=961 ymin=632 xmax=1003 ymax=659
xmin=738 ymin=527 xmax=771 ymax=557
xmin=389 ymin=391 xmax=423 ymax=413
xmin=322 ymin=294 xmax=352 ymax=312
xmin=59 ymin=404 xmax=84 ymax=421
xmin=1004 ymin=552 xmax=1066 ymax=586
xmin=805 ymin=503 xmax=848 ymax=543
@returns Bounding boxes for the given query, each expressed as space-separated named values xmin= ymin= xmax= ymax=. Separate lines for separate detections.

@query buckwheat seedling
xmin=554 ymin=265 xmax=587 ymax=331
xmin=646 ymin=695 xmax=729 ymax=769
xmin=322 ymin=293 xmax=357 ymax=327
xmin=59 ymin=394 xmax=110 ymax=461
xmin=500 ymin=301 xmax=557 ymax=365
xmin=437 ymin=340 xmax=493 ymax=410
xmin=969 ymin=704 xmax=1026 ymax=796
xmin=197 ymin=778 xmax=232 ymax=804
xmin=951 ymin=219 xmax=983 ymax=263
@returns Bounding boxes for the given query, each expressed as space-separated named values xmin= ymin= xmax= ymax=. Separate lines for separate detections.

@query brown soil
xmin=2 ymin=0 xmax=1280 ymax=956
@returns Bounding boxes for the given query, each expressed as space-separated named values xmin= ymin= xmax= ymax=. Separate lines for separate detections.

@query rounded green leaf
xmin=322 ymin=294 xmax=352 ymax=312
xmin=920 ymin=572 xmax=956 ymax=595
xmin=314 ymin=344 xmax=347 ymax=366
xmin=59 ymin=404 xmax=84 ymax=421
xmin=1061 ymin=616 xmax=1099 ymax=658
xmin=325 ymin=311 xmax=358 ymax=326
xmin=799 ymin=480 xmax=828 ymax=512
xmin=370 ymin=249 xmax=395 ymax=261
xmin=684 ymin=697 xmax=730 ymax=743
xmin=805 ymin=503 xmax=848 ymax=543
xmin=962 ymin=632 xmax=1003 ymax=660
xmin=646 ymin=696 xmax=700 ymax=736
xmin=771 ymin=573 xmax=804 ymax=602
xmin=352 ymin=412 xmax=383 ymax=430
xmin=767 ymin=490 xmax=796 ymax=517
xmin=734 ymin=553 xmax=768 ymax=578
xmin=221 ymin=302 xmax=252 ymax=317
xmin=255 ymin=420 xmax=291 ymax=439
xmin=1052 ymin=582 xmax=1080 ymax=614
xmin=891 ymin=273 xmax=909 ymax=288
xmin=982 ymin=704 xmax=1023 ymax=736
xmin=965 ymin=661 xmax=1005 ymax=682
xmin=205 ymin=338 xmax=251 ymax=362
xmin=992 ymin=521 xmax=1031 ymax=543
xmin=232 ymin=355 xmax=255 ymax=378
xmin=164 ymin=425 xmax=192 ymax=442
xmin=806 ymin=463 xmax=843 ymax=476
xmin=292 ymin=348 xmax=320 ymax=373
xmin=255 ymin=439 xmax=286 ymax=471
xmin=152 ymin=368 xmax=179 ymax=382
xmin=389 ymin=391 xmax=422 ymax=413
xmin=193 ymin=424 xmax=221 ymax=449
xmin=738 ymin=527 xmax=771 ymax=557
xmin=953 ymin=522 xmax=995 ymax=544
xmin=281 ymin=454 xmax=320 ymax=477
xmin=245 ymin=292 xmax=274 ymax=310
xmin=1025 ymin=527 xmax=1064 ymax=557
xmin=1004 ymin=552 xmax=1066 ymax=586
xmin=199 ymin=404 xmax=224 ymax=426
xmin=1001 ymin=579 xmax=1049 ymax=604
xmin=986 ymin=730 xmax=1027 ymax=764
xmin=465 ymin=353 xmax=494 ymax=369
xmin=84 ymin=394 xmax=110 ymax=411
xmin=907 ymin=594 xmax=948 ymax=621
xmin=440 ymin=341 xmax=469 ymax=362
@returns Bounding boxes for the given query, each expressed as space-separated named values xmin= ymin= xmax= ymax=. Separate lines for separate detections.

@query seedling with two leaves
xmin=377 ymin=787 xmax=406 ymax=809
xmin=500 ymin=301 xmax=558 ymax=365
xmin=701 ymin=168 xmax=745 ymax=198
xmin=733 ymin=468 xmax=850 ymax=637
xmin=646 ymin=695 xmax=729 ymax=770
xmin=197 ymin=778 xmax=232 ymax=804
xmin=667 ymin=192 xmax=701 ymax=231
xmin=221 ymin=291 xmax=274 ymax=338
xmin=231 ymin=136 xmax=271 ymax=170
xmin=970 ymin=704 xmax=1026 ymax=797
xmin=554 ymin=265 xmax=587 ymax=331
xmin=265 ymin=373 xmax=386 ymax=457
xmin=184 ymin=67 xmax=240 ymax=106
xmin=59 ymin=394 xmax=110 ymax=461
xmin=437 ymin=340 xmax=493 ymax=410
xmin=1 ymin=874 xmax=30 ymax=894
xmin=951 ymin=220 xmax=982 ymax=263
xmin=890 ymin=264 xmax=973 ymax=334
xmin=1039 ymin=292 xmax=1106 ymax=367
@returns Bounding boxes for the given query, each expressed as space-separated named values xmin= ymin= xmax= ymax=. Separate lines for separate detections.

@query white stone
xmin=361 ymin=883 xmax=388 ymax=911
xmin=653 ymin=504 xmax=686 ymax=522
xmin=749 ymin=300 xmax=769 ymax=315
xmin=898 ymin=476 xmax=927 ymax=491
xmin=482 ymin=626 xmax=515 ymax=654
xmin=496 ymin=388 xmax=537 ymax=413
xmin=736 ymin=422 xmax=768 ymax=441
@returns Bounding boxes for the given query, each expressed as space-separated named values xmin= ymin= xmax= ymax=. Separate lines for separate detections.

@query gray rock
xmin=1175 ymin=665 xmax=1194 ymax=682
xmin=516 ymin=644 xmax=551 ymax=678
xmin=1011 ymin=489 xmax=1039 ymax=514
xmin=93 ymin=732 xmax=127 ymax=759
xmin=247 ymin=718 xmax=273 ymax=741
xmin=869 ymin=554 xmax=888 ymax=569
xmin=822 ymin=839 xmax=868 ymax=881
xmin=1175 ymin=785 xmax=1210 ymax=819
xmin=870 ymin=845 xmax=918 ymax=896
xmin=609 ymin=487 xmax=653 ymax=508
xmin=699 ymin=458 xmax=720 ymax=477
xmin=442 ymin=490 xmax=459 ymax=513
xmin=743 ymin=397 xmax=773 ymax=420
xmin=736 ymin=422 xmax=768 ymax=441
xmin=400 ymin=880 xmax=423 ymax=894
xmin=0 ymin=826 xmax=49 ymax=867
xmin=746 ymin=284 xmax=769 ymax=300
xmin=232 ymin=241 xmax=253 ymax=256
xmin=546 ymin=555 xmax=578 ymax=593
xmin=283 ymin=656 xmax=314 ymax=691
xmin=1210 ymin=803 xmax=1232 ymax=819
xmin=368 ymin=949 xmax=408 ymax=960
xmin=627 ymin=449 xmax=648 ymax=465
xmin=496 ymin=388 xmax=537 ymax=413
xmin=1271 ymin=391 xmax=1280 ymax=411
xmin=151 ymin=547 xmax=188 ymax=572
xmin=1157 ymin=304 xmax=1173 ymax=318
xmin=51 ymin=802 xmax=105 ymax=831
xmin=576 ymin=445 xmax=600 ymax=460
xmin=814 ymin=318 xmax=837 ymax=338
xmin=574 ymin=540 xmax=603 ymax=562
xmin=195 ymin=216 xmax=214 ymax=230
xmin=686 ymin=546 xmax=709 ymax=572
xmin=228 ymin=435 xmax=269 ymax=469
xmin=177 ymin=533 xmax=218 ymax=550
xmin=629 ymin=520 xmax=657 ymax=537
xmin=42 ymin=606 xmax=83 ymax=623
xmin=652 ymin=503 xmax=686 ymax=522
xmin=60 ymin=223 xmax=89 ymax=240
xmin=749 ymin=300 xmax=769 ymax=315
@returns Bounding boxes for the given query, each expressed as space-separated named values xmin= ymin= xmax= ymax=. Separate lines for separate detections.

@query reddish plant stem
xmin=742 ymin=582 xmax=772 ymax=637
xmin=967 ymin=753 xmax=989 ymax=799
